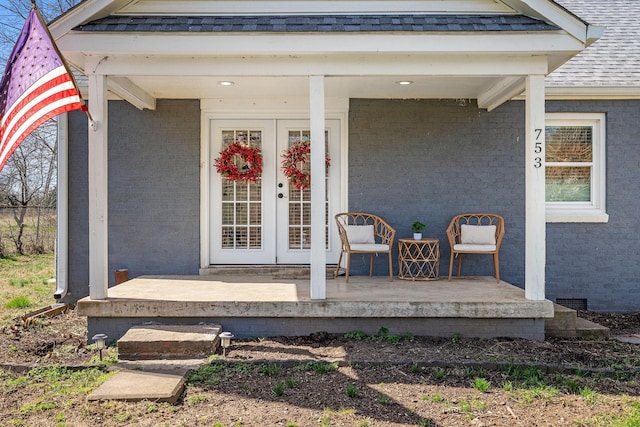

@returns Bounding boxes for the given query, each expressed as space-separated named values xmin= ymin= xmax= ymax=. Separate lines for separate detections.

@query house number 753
xmin=533 ymin=128 xmax=543 ymax=168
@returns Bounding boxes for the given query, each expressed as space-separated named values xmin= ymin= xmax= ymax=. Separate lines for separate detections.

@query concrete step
xmin=91 ymin=323 xmax=220 ymax=403
xmin=199 ymin=265 xmax=337 ymax=279
xmin=545 ymin=304 xmax=610 ymax=340
xmin=575 ymin=317 xmax=610 ymax=340
xmin=545 ymin=303 xmax=578 ymax=338
xmin=118 ymin=324 xmax=222 ymax=360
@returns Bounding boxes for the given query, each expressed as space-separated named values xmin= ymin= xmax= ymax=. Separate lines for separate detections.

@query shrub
xmin=346 ymin=384 xmax=359 ymax=398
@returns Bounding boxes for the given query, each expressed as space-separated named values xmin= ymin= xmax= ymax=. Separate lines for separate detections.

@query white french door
xmin=276 ymin=120 xmax=341 ymax=263
xmin=209 ymin=119 xmax=341 ymax=265
xmin=210 ymin=120 xmax=276 ymax=264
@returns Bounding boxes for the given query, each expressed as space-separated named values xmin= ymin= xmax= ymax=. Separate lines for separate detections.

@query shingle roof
xmin=548 ymin=0 xmax=640 ymax=88
xmin=71 ymin=3 xmax=639 ymax=89
xmin=74 ymin=14 xmax=558 ymax=33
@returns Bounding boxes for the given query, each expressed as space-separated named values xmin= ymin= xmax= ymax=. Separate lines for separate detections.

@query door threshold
xmin=200 ymin=265 xmax=338 ymax=279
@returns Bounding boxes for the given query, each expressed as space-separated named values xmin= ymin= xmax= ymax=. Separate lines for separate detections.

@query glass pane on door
xmin=286 ymin=130 xmax=329 ymax=250
xmin=220 ymin=130 xmax=263 ymax=249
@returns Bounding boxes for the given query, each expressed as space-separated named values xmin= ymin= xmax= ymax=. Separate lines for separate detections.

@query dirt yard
xmin=0 ymin=309 xmax=639 ymax=426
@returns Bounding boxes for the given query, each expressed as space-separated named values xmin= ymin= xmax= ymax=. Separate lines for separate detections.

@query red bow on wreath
xmin=281 ymin=141 xmax=331 ymax=191
xmin=214 ymin=142 xmax=263 ymax=183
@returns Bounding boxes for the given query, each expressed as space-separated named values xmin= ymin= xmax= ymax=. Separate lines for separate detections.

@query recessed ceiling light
xmin=395 ymin=80 xmax=414 ymax=85
xmin=218 ymin=81 xmax=235 ymax=86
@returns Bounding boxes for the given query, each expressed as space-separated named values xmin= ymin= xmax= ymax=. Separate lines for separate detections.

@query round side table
xmin=398 ymin=238 xmax=440 ymax=281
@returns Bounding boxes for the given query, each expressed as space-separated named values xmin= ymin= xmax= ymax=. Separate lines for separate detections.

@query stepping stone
xmin=88 ymin=368 xmax=188 ymax=403
xmin=88 ymin=359 xmax=208 ymax=403
xmin=613 ymin=334 xmax=640 ymax=344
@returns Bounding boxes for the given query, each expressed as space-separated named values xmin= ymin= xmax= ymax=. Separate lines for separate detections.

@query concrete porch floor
xmin=77 ymin=275 xmax=554 ymax=341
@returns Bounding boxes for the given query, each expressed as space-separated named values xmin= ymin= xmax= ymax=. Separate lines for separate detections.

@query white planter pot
xmin=413 ymin=233 xmax=422 ymax=240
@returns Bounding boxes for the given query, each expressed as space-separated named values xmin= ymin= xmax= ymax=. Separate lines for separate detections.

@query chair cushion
xmin=346 ymin=225 xmax=375 ymax=244
xmin=461 ymin=224 xmax=496 ymax=245
xmin=350 ymin=243 xmax=389 ymax=252
xmin=454 ymin=243 xmax=497 ymax=252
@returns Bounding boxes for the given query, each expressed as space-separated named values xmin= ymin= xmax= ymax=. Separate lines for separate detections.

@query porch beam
xmin=87 ymin=69 xmax=109 ymax=300
xmin=74 ymin=53 xmax=549 ymax=77
xmin=478 ymin=76 xmax=527 ymax=112
xmin=524 ymin=74 xmax=546 ymax=301
xmin=309 ymin=75 xmax=326 ymax=300
xmin=107 ymin=76 xmax=156 ymax=110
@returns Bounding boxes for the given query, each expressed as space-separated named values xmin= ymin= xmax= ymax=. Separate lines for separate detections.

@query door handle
xmin=278 ymin=193 xmax=287 ymax=199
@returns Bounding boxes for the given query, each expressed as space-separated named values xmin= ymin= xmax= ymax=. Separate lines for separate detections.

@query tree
xmin=1 ymin=0 xmax=81 ymax=65
xmin=0 ymin=0 xmax=80 ymax=254
xmin=1 ymin=121 xmax=58 ymax=253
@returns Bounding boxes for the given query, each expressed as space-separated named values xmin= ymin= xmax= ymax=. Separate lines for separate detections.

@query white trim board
xmin=116 ymin=0 xmax=516 ymax=15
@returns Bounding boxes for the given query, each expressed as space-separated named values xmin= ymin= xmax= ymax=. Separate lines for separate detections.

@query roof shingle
xmin=74 ymin=14 xmax=558 ymax=33
xmin=548 ymin=0 xmax=640 ymax=88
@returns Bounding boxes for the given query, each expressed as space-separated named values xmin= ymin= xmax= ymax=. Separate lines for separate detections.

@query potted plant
xmin=411 ymin=221 xmax=426 ymax=240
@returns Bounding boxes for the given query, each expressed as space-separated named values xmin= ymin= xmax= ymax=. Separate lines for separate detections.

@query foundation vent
xmin=555 ymin=298 xmax=587 ymax=311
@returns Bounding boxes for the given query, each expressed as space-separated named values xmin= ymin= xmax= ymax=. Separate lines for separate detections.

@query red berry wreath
xmin=281 ymin=141 xmax=331 ymax=191
xmin=214 ymin=142 xmax=263 ymax=183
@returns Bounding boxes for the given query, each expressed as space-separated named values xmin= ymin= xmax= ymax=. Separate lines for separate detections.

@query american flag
xmin=0 ymin=8 xmax=85 ymax=172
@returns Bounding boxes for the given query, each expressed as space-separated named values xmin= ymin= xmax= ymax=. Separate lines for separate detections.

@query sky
xmin=1 ymin=0 xmax=78 ymax=69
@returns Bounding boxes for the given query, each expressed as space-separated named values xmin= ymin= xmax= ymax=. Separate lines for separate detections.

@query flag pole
xmin=30 ymin=1 xmax=95 ymax=127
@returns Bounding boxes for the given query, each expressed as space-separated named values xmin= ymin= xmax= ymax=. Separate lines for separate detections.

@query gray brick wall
xmin=546 ymin=100 xmax=640 ymax=312
xmin=349 ymin=98 xmax=640 ymax=312
xmin=65 ymin=99 xmax=200 ymax=302
xmin=348 ymin=98 xmax=526 ymax=284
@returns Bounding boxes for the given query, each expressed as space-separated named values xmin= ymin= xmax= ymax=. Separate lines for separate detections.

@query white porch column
xmin=87 ymin=70 xmax=109 ymax=300
xmin=309 ymin=75 xmax=326 ymax=300
xmin=525 ymin=75 xmax=546 ymax=300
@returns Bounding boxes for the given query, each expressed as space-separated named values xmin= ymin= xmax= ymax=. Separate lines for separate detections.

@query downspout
xmin=54 ymin=114 xmax=69 ymax=300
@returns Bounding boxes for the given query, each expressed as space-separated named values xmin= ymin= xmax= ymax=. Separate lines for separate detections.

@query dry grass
xmin=0 ymin=253 xmax=56 ymax=325
xmin=0 ymin=208 xmax=56 ymax=255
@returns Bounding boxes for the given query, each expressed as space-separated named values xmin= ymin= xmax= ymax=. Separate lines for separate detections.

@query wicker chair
xmin=334 ymin=212 xmax=396 ymax=282
xmin=446 ymin=213 xmax=505 ymax=283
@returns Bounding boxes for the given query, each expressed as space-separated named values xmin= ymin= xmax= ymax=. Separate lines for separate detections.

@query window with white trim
xmin=545 ymin=113 xmax=608 ymax=223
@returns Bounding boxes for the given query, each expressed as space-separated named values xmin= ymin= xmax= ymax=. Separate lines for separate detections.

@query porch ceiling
xmin=116 ymin=75 xmax=502 ymax=100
